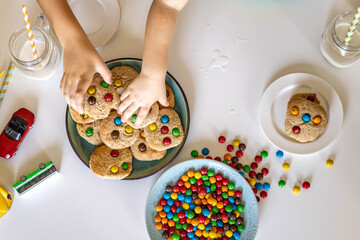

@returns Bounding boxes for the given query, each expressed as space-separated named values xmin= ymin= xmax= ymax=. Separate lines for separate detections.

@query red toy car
xmin=0 ymin=108 xmax=34 ymax=159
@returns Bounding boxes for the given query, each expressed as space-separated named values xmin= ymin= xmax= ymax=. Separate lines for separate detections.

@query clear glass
xmin=320 ymin=11 xmax=360 ymax=68
xmin=8 ymin=14 xmax=60 ymax=80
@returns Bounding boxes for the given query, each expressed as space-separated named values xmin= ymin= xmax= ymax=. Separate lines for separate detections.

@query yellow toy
xmin=0 ymin=185 xmax=13 ymax=217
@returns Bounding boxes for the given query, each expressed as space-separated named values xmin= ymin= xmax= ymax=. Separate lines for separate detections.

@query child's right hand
xmin=60 ymin=40 xmax=112 ymax=114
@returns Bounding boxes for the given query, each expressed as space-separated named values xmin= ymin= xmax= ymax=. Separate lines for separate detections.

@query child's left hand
xmin=118 ymin=72 xmax=168 ymax=127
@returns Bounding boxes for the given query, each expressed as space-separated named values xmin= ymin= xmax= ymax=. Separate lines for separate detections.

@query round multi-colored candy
xmin=254 ymin=155 xmax=262 ymax=163
xmin=218 ymin=136 xmax=226 ymax=143
xmin=261 ymin=168 xmax=269 ymax=176
xmin=260 ymin=151 xmax=268 ymax=158
xmin=292 ymin=126 xmax=301 ymax=134
xmin=100 ymin=80 xmax=109 ymax=88
xmin=88 ymin=86 xmax=96 ymax=95
xmin=276 ymin=150 xmax=284 ymax=158
xmin=233 ymin=139 xmax=240 ymax=146
xmin=149 ymin=123 xmax=157 ymax=131
xmin=326 ymin=159 xmax=334 ymax=167
xmin=263 ymin=182 xmax=270 ymax=191
xmin=282 ymin=162 xmax=290 ymax=170
xmin=111 ymin=150 xmax=119 ymax=157
xmin=227 ymin=145 xmax=234 ymax=152
xmin=243 ymin=165 xmax=250 ymax=173
xmin=302 ymin=181 xmax=311 ymax=189
xmin=293 ymin=186 xmax=301 ymax=194
xmin=85 ymin=128 xmax=94 ymax=136
xmin=131 ymin=114 xmax=137 ymax=123
xmin=238 ymin=143 xmax=246 ymax=151
xmin=114 ymin=117 xmax=122 ymax=125
xmin=291 ymin=106 xmax=299 ymax=116
xmin=302 ymin=113 xmax=311 ymax=123
xmin=191 ymin=150 xmax=198 ymax=158
xmin=161 ymin=126 xmax=169 ymax=134
xmin=312 ymin=116 xmax=322 ymax=124
xmin=88 ymin=96 xmax=96 ymax=105
xmin=104 ymin=93 xmax=113 ymax=102
xmin=260 ymin=191 xmax=267 ymax=199
xmin=278 ymin=180 xmax=286 ymax=188
xmin=161 ymin=115 xmax=169 ymax=123
xmin=202 ymin=148 xmax=209 ymax=156
xmin=172 ymin=128 xmax=180 ymax=136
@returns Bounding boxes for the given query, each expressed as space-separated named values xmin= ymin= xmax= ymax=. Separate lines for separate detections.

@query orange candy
xmin=195 ymin=229 xmax=203 ymax=237
xmin=224 ymin=154 xmax=231 ymax=161
xmin=168 ymin=219 xmax=175 ymax=227
xmin=181 ymin=175 xmax=189 ymax=182
xmin=221 ymin=186 xmax=228 ymax=192
xmin=291 ymin=106 xmax=299 ymax=116
xmin=209 ymin=176 xmax=216 ymax=184
xmin=187 ymin=170 xmax=195 ymax=177
xmin=194 ymin=198 xmax=202 ymax=205
xmin=140 ymin=130 xmax=145 ymax=137
xmin=312 ymin=116 xmax=322 ymax=124
xmin=184 ymin=181 xmax=191 ymax=188
xmin=155 ymin=222 xmax=162 ymax=230
xmin=161 ymin=217 xmax=168 ymax=224
xmin=228 ymin=190 xmax=234 ymax=197
xmin=154 ymin=215 xmax=161 ymax=222
xmin=197 ymin=155 xmax=204 ymax=159
xmin=222 ymin=218 xmax=229 ymax=223
xmin=155 ymin=204 xmax=163 ymax=212
xmin=159 ymin=211 xmax=166 ymax=218
xmin=217 ymin=202 xmax=224 ymax=209
xmin=202 ymin=199 xmax=208 ymax=205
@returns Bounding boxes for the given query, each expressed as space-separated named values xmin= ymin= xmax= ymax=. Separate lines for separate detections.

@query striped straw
xmin=344 ymin=6 xmax=360 ymax=45
xmin=22 ymin=5 xmax=38 ymax=59
xmin=0 ymin=63 xmax=15 ymax=106
xmin=0 ymin=70 xmax=4 ymax=78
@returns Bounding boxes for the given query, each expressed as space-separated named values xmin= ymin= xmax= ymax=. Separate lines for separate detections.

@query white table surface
xmin=1 ymin=0 xmax=360 ymax=239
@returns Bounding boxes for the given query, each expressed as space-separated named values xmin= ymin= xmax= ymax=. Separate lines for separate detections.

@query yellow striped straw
xmin=0 ymin=70 xmax=4 ymax=78
xmin=22 ymin=5 xmax=38 ymax=59
xmin=344 ymin=6 xmax=360 ymax=45
xmin=0 ymin=63 xmax=15 ymax=106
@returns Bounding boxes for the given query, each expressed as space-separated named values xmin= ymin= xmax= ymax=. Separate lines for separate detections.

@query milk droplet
xmin=209 ymin=49 xmax=229 ymax=71
xmin=230 ymin=109 xmax=235 ymax=114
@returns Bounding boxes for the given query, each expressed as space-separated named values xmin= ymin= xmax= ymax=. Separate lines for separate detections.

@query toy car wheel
xmin=7 ymin=194 xmax=12 ymax=200
xmin=20 ymin=175 xmax=26 ymax=182
xmin=39 ymin=163 xmax=46 ymax=170
xmin=29 ymin=125 xmax=33 ymax=130
xmin=13 ymin=151 xmax=17 ymax=157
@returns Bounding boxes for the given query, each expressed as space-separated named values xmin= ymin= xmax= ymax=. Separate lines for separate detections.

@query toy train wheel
xmin=7 ymin=194 xmax=12 ymax=200
xmin=20 ymin=175 xmax=26 ymax=182
xmin=39 ymin=163 xmax=46 ymax=170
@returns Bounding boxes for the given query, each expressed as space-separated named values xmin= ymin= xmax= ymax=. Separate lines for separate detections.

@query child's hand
xmin=60 ymin=41 xmax=112 ymax=114
xmin=118 ymin=72 xmax=168 ymax=126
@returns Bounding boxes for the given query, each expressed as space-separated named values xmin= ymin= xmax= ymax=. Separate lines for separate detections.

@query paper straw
xmin=22 ymin=5 xmax=38 ymax=59
xmin=344 ymin=6 xmax=360 ymax=45
xmin=0 ymin=70 xmax=4 ymax=78
xmin=0 ymin=63 xmax=15 ymax=106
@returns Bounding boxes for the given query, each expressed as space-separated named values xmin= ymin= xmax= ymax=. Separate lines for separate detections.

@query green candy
xmin=187 ymin=211 xmax=195 ymax=219
xmin=237 ymin=204 xmax=245 ymax=212
xmin=185 ymin=189 xmax=192 ymax=195
xmin=182 ymin=223 xmax=188 ymax=230
xmin=172 ymin=128 xmax=180 ymax=136
xmin=278 ymin=180 xmax=286 ymax=188
xmin=222 ymin=160 xmax=228 ymax=165
xmin=207 ymin=170 xmax=215 ymax=177
xmin=238 ymin=224 xmax=245 ymax=232
xmin=100 ymin=80 xmax=109 ymax=88
xmin=212 ymin=206 xmax=219 ymax=213
xmin=121 ymin=162 xmax=128 ymax=170
xmin=261 ymin=150 xmax=268 ymax=158
xmin=175 ymin=222 xmax=182 ymax=230
xmin=210 ymin=184 xmax=216 ymax=192
xmin=201 ymin=175 xmax=209 ymax=181
xmin=222 ymin=192 xmax=228 ymax=199
xmin=243 ymin=165 xmax=250 ymax=172
xmin=173 ymin=214 xmax=179 ymax=221
xmin=225 ymin=204 xmax=233 ymax=212
xmin=131 ymin=114 xmax=137 ymax=123
xmin=211 ymin=221 xmax=217 ymax=226
xmin=189 ymin=177 xmax=196 ymax=185
xmin=229 ymin=219 xmax=236 ymax=225
xmin=204 ymin=180 xmax=210 ymax=187
xmin=172 ymin=233 xmax=180 ymax=240
xmin=85 ymin=128 xmax=94 ymax=136
xmin=228 ymin=182 xmax=235 ymax=190
xmin=191 ymin=150 xmax=198 ymax=157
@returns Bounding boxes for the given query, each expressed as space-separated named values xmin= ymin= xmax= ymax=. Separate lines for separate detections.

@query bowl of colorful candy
xmin=145 ymin=159 xmax=258 ymax=240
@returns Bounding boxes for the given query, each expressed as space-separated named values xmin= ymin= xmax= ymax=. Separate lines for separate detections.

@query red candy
xmin=169 ymin=227 xmax=175 ymax=234
xmin=180 ymin=230 xmax=187 ymax=237
xmin=250 ymin=162 xmax=258 ymax=170
xmin=183 ymin=237 xmax=190 ymax=240
xmin=177 ymin=179 xmax=184 ymax=187
xmin=178 ymin=211 xmax=185 ymax=218
xmin=191 ymin=185 xmax=198 ymax=192
xmin=292 ymin=126 xmax=301 ymax=134
xmin=180 ymin=186 xmax=187 ymax=194
xmin=215 ymin=181 xmax=222 ymax=188
xmin=228 ymin=163 xmax=236 ymax=169
xmin=162 ymin=224 xmax=169 ymax=231
xmin=249 ymin=170 xmax=256 ymax=178
xmin=196 ymin=179 xmax=204 ymax=186
xmin=214 ymin=157 xmax=221 ymax=161
xmin=179 ymin=218 xmax=186 ymax=224
xmin=218 ymin=227 xmax=224 ymax=233
xmin=252 ymin=188 xmax=257 ymax=194
xmin=161 ymin=126 xmax=169 ymax=134
xmin=174 ymin=200 xmax=181 ymax=207
xmin=159 ymin=198 xmax=167 ymax=206
xmin=254 ymin=155 xmax=262 ymax=163
xmin=205 ymin=156 xmax=213 ymax=159
xmin=227 ymin=144 xmax=234 ymax=152
xmin=223 ymin=199 xmax=230 ymax=206
xmin=172 ymin=185 xmax=180 ymax=192
xmin=302 ymin=181 xmax=311 ymax=189
xmin=260 ymin=191 xmax=268 ymax=199
xmin=218 ymin=136 xmax=226 ymax=143
xmin=163 ymin=137 xmax=171 ymax=146
xmin=216 ymin=188 xmax=222 ymax=195
xmin=235 ymin=190 xmax=242 ymax=197
xmin=199 ymin=214 xmax=206 ymax=223
xmin=104 ymin=93 xmax=113 ymax=102
xmin=170 ymin=205 xmax=177 ymax=213
xmin=261 ymin=168 xmax=269 ymax=176
xmin=215 ymin=174 xmax=223 ymax=181
xmin=216 ymin=195 xmax=223 ymax=202
xmin=186 ymin=225 xmax=193 ymax=232
xmin=200 ymin=168 xmax=208 ymax=174
xmin=222 ymin=178 xmax=229 ymax=186
xmin=221 ymin=212 xmax=228 ymax=220
xmin=111 ymin=150 xmax=119 ymax=157
xmin=236 ymin=150 xmax=243 ymax=158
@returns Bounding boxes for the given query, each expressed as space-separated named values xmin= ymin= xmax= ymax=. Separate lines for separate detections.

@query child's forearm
xmin=36 ymin=0 xmax=91 ymax=49
xmin=141 ymin=0 xmax=189 ymax=80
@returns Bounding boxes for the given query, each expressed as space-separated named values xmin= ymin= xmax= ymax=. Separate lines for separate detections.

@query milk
xmin=19 ymin=40 xmax=45 ymax=61
xmin=320 ymin=23 xmax=360 ymax=68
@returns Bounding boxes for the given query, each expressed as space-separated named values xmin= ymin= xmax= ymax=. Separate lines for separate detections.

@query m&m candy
xmin=282 ymin=163 xmax=290 ymax=170
xmin=293 ymin=186 xmax=301 ymax=194
xmin=312 ymin=116 xmax=322 ymax=124
xmin=278 ymin=180 xmax=286 ymax=188
xmin=326 ymin=159 xmax=334 ymax=167
xmin=302 ymin=181 xmax=311 ymax=189
xmin=291 ymin=107 xmax=299 ymax=116
xmin=276 ymin=150 xmax=284 ymax=158
xmin=218 ymin=136 xmax=226 ymax=143
xmin=302 ymin=113 xmax=311 ymax=122
xmin=292 ymin=126 xmax=301 ymax=134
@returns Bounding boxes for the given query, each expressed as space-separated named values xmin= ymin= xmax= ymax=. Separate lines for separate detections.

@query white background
xmin=0 ymin=0 xmax=360 ymax=239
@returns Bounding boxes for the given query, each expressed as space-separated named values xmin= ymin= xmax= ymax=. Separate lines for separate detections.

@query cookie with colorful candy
xmin=127 ymin=102 xmax=159 ymax=129
xmin=76 ymin=120 xmax=103 ymax=146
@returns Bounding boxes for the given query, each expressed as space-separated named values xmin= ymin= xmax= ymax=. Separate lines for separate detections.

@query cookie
xmin=144 ymin=108 xmax=184 ymax=151
xmin=127 ymin=102 xmax=159 ymax=129
xmin=130 ymin=136 xmax=167 ymax=161
xmin=159 ymin=84 xmax=175 ymax=109
xmin=69 ymin=106 xmax=95 ymax=123
xmin=100 ymin=111 xmax=140 ymax=149
xmin=84 ymin=73 xmax=120 ymax=119
xmin=89 ymin=145 xmax=132 ymax=180
xmin=285 ymin=93 xmax=327 ymax=143
xmin=111 ymin=66 xmax=139 ymax=96
xmin=76 ymin=120 xmax=103 ymax=145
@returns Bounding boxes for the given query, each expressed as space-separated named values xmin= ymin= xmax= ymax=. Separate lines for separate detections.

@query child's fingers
xmin=134 ymin=105 xmax=151 ymax=127
xmin=120 ymin=88 xmax=130 ymax=101
xmin=60 ymin=73 xmax=67 ymax=95
xmin=117 ymin=95 xmax=134 ymax=115
xmin=158 ymin=95 xmax=169 ymax=107
xmin=97 ymin=64 xmax=112 ymax=84
xmin=62 ymin=75 xmax=72 ymax=106
xmin=121 ymin=102 xmax=140 ymax=123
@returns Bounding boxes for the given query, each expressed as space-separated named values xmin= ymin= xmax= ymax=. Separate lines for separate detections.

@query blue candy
xmin=276 ymin=150 xmax=284 ymax=158
xmin=161 ymin=115 xmax=169 ymax=123
xmin=205 ymin=224 xmax=212 ymax=230
xmin=202 ymin=208 xmax=210 ymax=216
xmin=205 ymin=186 xmax=210 ymax=193
xmin=193 ymin=226 xmax=198 ymax=231
xmin=228 ymin=197 xmax=234 ymax=204
xmin=233 ymin=231 xmax=241 ymax=239
xmin=166 ymin=212 xmax=173 ymax=219
xmin=217 ymin=220 xmax=224 ymax=227
xmin=239 ymin=172 xmax=245 ymax=177
xmin=163 ymin=205 xmax=170 ymax=212
xmin=176 ymin=207 xmax=183 ymax=213
xmin=178 ymin=193 xmax=185 ymax=201
xmin=193 ymin=237 xmax=199 ymax=240
xmin=163 ymin=192 xmax=171 ymax=200
xmin=114 ymin=117 xmax=122 ymax=125
xmin=302 ymin=113 xmax=311 ymax=122
xmin=201 ymin=147 xmax=209 ymax=156
xmin=167 ymin=199 xmax=174 ymax=206
xmin=187 ymin=232 xmax=195 ymax=238
xmin=263 ymin=182 xmax=271 ymax=191
xmin=255 ymin=182 xmax=263 ymax=190
xmin=185 ymin=196 xmax=192 ymax=204
xmin=189 ymin=203 xmax=196 ymax=210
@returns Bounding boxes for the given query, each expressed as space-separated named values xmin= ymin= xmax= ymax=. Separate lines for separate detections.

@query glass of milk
xmin=8 ymin=14 xmax=60 ymax=80
xmin=320 ymin=11 xmax=360 ymax=68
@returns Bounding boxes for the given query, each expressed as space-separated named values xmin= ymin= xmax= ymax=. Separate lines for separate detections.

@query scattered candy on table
xmin=293 ymin=186 xmax=301 ymax=194
xmin=302 ymin=181 xmax=311 ymax=189
xmin=326 ymin=159 xmax=334 ymax=167
xmin=278 ymin=180 xmax=286 ymax=188
xmin=276 ymin=150 xmax=284 ymax=158
xmin=282 ymin=162 xmax=290 ymax=171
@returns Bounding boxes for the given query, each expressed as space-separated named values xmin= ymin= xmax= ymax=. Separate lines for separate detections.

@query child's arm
xmin=37 ymin=0 xmax=112 ymax=113
xmin=118 ymin=0 xmax=189 ymax=126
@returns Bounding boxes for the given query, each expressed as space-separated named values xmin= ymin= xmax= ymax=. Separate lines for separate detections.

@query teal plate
xmin=65 ymin=58 xmax=190 ymax=180
xmin=145 ymin=159 xmax=259 ymax=240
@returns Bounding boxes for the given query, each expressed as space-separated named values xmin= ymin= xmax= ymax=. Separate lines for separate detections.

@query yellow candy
xmin=233 ymin=139 xmax=240 ymax=146
xmin=80 ymin=113 xmax=89 ymax=119
xmin=291 ymin=106 xmax=299 ymax=116
xmin=198 ymin=223 xmax=205 ymax=230
xmin=209 ymin=231 xmax=217 ymax=238
xmin=149 ymin=123 xmax=157 ymax=131
xmin=202 ymin=230 xmax=209 ymax=238
xmin=194 ymin=206 xmax=202 ymax=214
xmin=110 ymin=165 xmax=119 ymax=173
xmin=170 ymin=193 xmax=178 ymax=200
xmin=205 ymin=193 xmax=211 ymax=199
xmin=114 ymin=79 xmax=122 ymax=87
xmin=293 ymin=186 xmax=301 ymax=194
xmin=312 ymin=116 xmax=322 ymax=124
xmin=249 ymin=178 xmax=256 ymax=186
xmin=282 ymin=162 xmax=290 ymax=170
xmin=194 ymin=172 xmax=202 ymax=179
xmin=216 ymin=233 xmax=222 ymax=238
xmin=234 ymin=210 xmax=240 ymax=218
xmin=125 ymin=126 xmax=133 ymax=134
xmin=87 ymin=86 xmax=96 ymax=95
xmin=225 ymin=230 xmax=233 ymax=238
xmin=182 ymin=203 xmax=189 ymax=210
xmin=326 ymin=159 xmax=334 ymax=167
